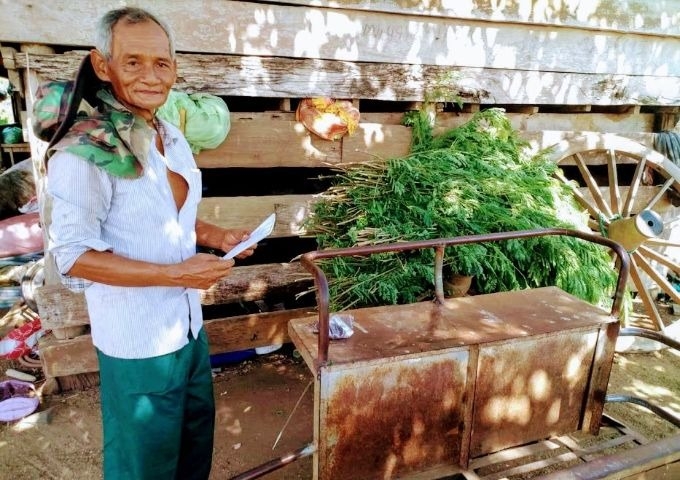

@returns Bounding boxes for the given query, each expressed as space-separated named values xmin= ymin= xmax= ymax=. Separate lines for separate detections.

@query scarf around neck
xmin=33 ymin=83 xmax=154 ymax=178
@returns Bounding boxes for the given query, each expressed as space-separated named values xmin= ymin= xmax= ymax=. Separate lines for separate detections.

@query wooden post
xmin=656 ymin=111 xmax=680 ymax=132
xmin=20 ymin=44 xmax=55 ymax=278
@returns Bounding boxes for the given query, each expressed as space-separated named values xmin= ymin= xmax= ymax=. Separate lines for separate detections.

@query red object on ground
xmin=0 ymin=317 xmax=44 ymax=359
xmin=0 ymin=212 xmax=43 ymax=257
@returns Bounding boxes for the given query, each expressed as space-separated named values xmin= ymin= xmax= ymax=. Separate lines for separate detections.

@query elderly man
xmin=44 ymin=7 xmax=252 ymax=479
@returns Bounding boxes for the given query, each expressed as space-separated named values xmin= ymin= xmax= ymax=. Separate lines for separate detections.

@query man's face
xmin=93 ymin=19 xmax=176 ymax=121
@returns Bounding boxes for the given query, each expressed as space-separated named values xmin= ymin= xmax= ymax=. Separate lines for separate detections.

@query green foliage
xmin=0 ymin=79 xmax=12 ymax=125
xmin=306 ymin=108 xmax=617 ymax=311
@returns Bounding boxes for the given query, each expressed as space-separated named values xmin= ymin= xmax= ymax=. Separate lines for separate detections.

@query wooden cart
xmin=244 ymin=228 xmax=680 ymax=480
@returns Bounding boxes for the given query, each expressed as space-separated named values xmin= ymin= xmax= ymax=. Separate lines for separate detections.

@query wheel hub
xmin=607 ymin=210 xmax=664 ymax=252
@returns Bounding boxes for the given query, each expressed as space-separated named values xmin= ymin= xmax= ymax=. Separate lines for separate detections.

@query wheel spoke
xmin=628 ymin=255 xmax=665 ymax=330
xmin=607 ymin=149 xmax=621 ymax=215
xmin=574 ymin=152 xmax=613 ymax=217
xmin=638 ymin=245 xmax=680 ymax=278
xmin=555 ymin=171 xmax=604 ymax=221
xmin=632 ymin=251 xmax=680 ymax=304
xmin=642 ymin=177 xmax=675 ymax=212
xmin=622 ymin=156 xmax=647 ymax=218
xmin=644 ymin=238 xmax=680 ymax=248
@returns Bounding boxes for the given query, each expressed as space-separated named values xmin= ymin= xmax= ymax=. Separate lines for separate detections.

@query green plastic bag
xmin=1 ymin=126 xmax=23 ymax=144
xmin=157 ymin=90 xmax=230 ymax=154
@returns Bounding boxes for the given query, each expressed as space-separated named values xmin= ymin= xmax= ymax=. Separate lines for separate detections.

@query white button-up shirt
xmin=47 ymin=120 xmax=204 ymax=359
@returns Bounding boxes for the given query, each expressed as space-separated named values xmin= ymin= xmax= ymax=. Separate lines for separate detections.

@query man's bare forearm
xmin=66 ymin=249 xmax=233 ymax=289
xmin=195 ymin=219 xmax=224 ymax=250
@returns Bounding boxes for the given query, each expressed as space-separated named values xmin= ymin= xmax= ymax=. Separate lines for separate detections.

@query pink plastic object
xmin=0 ymin=212 xmax=43 ymax=257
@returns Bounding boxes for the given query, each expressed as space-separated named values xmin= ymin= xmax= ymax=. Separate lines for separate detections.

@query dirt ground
xmin=0 ymin=300 xmax=679 ymax=480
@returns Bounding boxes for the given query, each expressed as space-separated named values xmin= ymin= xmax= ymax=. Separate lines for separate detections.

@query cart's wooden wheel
xmin=546 ymin=133 xmax=680 ymax=330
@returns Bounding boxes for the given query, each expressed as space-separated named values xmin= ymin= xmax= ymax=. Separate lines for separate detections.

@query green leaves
xmin=306 ymin=108 xmax=616 ymax=311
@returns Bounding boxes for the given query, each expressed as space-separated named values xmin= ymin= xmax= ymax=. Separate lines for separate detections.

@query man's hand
xmin=169 ymin=254 xmax=235 ymax=290
xmin=220 ymin=229 xmax=258 ymax=259
xmin=195 ymin=220 xmax=258 ymax=259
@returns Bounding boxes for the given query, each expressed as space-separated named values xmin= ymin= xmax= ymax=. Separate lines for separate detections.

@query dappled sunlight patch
xmin=483 ymin=394 xmax=533 ymax=426
xmin=359 ymin=123 xmax=386 ymax=146
xmin=528 ymin=370 xmax=552 ymax=402
xmin=225 ymin=418 xmax=242 ymax=436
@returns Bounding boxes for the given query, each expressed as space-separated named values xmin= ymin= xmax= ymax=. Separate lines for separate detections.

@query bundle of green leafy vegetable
xmin=306 ymin=108 xmax=616 ymax=311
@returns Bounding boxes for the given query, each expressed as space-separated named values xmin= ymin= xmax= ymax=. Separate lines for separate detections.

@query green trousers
xmin=97 ymin=329 xmax=215 ymax=480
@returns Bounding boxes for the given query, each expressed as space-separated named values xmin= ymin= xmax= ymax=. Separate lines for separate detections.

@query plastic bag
xmin=312 ymin=313 xmax=354 ymax=340
xmin=157 ymin=90 xmax=230 ymax=153
xmin=0 ymin=379 xmax=39 ymax=422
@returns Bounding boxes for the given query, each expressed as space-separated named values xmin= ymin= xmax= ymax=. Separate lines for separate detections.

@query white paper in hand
xmin=223 ymin=213 xmax=276 ymax=260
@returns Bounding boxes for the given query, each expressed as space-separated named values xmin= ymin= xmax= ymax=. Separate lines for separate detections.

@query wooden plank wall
xmin=1 ymin=0 xmax=679 ymax=378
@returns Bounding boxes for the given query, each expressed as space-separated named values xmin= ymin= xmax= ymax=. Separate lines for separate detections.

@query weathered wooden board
xmin=204 ymin=307 xmax=313 ymax=353
xmin=197 ymin=195 xmax=314 ymax=237
xmin=11 ymin=50 xmax=680 ymax=105
xmin=195 ymin=123 xmax=657 ymax=169
xmin=196 ymin=116 xmax=341 ymax=168
xmin=2 ymin=1 xmax=679 ymax=76
xmin=36 ymin=262 xmax=312 ymax=331
xmin=201 ymin=262 xmax=311 ymax=306
xmin=39 ymin=333 xmax=99 ymax=378
xmin=39 ymin=306 xmax=308 ymax=378
xmin=34 ymin=284 xmax=89 ymax=330
xmin=267 ymin=0 xmax=680 ymax=37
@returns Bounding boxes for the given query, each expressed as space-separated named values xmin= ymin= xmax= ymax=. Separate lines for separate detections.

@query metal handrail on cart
xmin=299 ymin=227 xmax=630 ymax=368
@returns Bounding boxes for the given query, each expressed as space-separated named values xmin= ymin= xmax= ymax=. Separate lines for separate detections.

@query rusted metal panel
xmin=289 ymin=286 xmax=620 ymax=476
xmin=317 ymin=350 xmax=469 ymax=480
xmin=470 ymin=329 xmax=600 ymax=457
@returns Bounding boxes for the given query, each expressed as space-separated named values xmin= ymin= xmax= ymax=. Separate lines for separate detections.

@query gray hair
xmin=94 ymin=7 xmax=176 ymax=59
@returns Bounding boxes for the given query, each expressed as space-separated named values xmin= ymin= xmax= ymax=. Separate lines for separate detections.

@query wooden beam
xmin=39 ymin=306 xmax=316 ymax=378
xmin=2 ymin=2 xmax=679 ymax=76
xmin=194 ymin=114 xmax=655 ymax=171
xmin=14 ymin=50 xmax=680 ymax=106
xmin=39 ymin=333 xmax=99 ymax=378
xmin=201 ymin=262 xmax=312 ymax=306
xmin=0 ymin=44 xmax=23 ymax=97
xmin=205 ymin=307 xmax=314 ymax=353
xmin=197 ymin=195 xmax=314 ymax=236
xmin=35 ymin=262 xmax=313 ymax=331
xmin=195 ymin=116 xmax=341 ymax=168
xmin=34 ymin=284 xmax=89 ymax=334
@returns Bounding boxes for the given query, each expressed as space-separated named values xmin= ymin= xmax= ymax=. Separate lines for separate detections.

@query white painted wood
xmin=2 ymin=1 xmax=679 ymax=76
xmin=13 ymin=50 xmax=680 ymax=106
xmin=266 ymin=0 xmax=680 ymax=37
